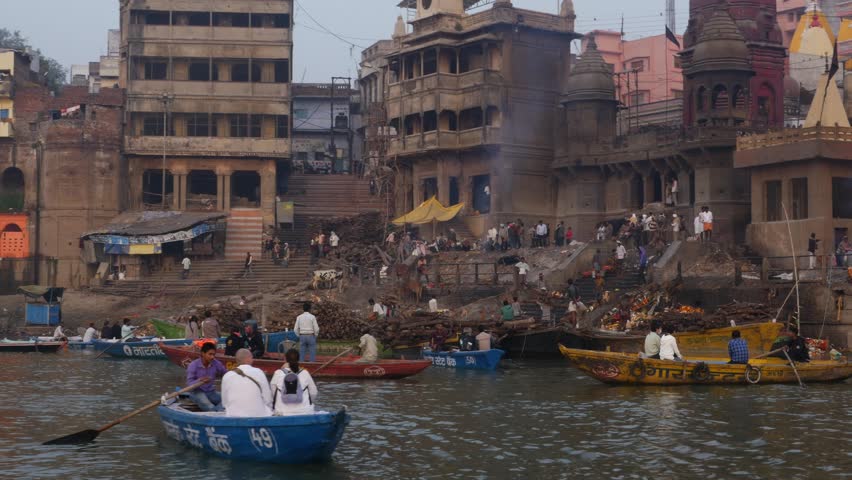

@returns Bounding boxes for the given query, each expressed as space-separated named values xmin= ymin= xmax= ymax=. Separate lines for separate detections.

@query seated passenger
xmin=244 ymin=323 xmax=265 ymax=358
xmin=221 ymin=349 xmax=273 ymax=417
xmin=786 ymin=326 xmax=810 ymax=363
xmin=224 ymin=326 xmax=244 ymax=357
xmin=644 ymin=321 xmax=662 ymax=359
xmin=430 ymin=324 xmax=449 ymax=352
xmin=186 ymin=342 xmax=227 ymax=412
xmin=271 ymin=349 xmax=319 ymax=416
xmin=459 ymin=327 xmax=476 ymax=351
xmin=475 ymin=325 xmax=492 ymax=351
xmin=659 ymin=325 xmax=683 ymax=361
xmin=727 ymin=330 xmax=749 ymax=364
xmin=356 ymin=329 xmax=379 ymax=363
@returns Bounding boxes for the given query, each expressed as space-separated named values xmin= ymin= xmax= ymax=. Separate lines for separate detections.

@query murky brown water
xmin=0 ymin=351 xmax=849 ymax=479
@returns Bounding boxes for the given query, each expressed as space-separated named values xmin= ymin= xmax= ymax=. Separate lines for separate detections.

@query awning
xmin=17 ymin=286 xmax=65 ymax=303
xmin=83 ymin=211 xmax=226 ymax=246
xmin=392 ymin=197 xmax=464 ymax=225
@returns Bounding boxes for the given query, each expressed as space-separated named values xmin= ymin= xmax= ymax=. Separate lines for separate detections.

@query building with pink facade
xmin=582 ymin=31 xmax=684 ymax=106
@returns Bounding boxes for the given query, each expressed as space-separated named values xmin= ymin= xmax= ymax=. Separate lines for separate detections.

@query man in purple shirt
xmin=186 ymin=342 xmax=228 ymax=411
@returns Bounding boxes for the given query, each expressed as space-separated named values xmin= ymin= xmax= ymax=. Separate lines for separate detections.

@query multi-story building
xmin=291 ymin=82 xmax=359 ymax=174
xmin=374 ymin=0 xmax=579 ymax=233
xmin=119 ymin=0 xmax=293 ymax=225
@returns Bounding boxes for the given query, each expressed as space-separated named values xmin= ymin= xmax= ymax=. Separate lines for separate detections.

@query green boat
xmin=150 ymin=318 xmax=186 ymax=339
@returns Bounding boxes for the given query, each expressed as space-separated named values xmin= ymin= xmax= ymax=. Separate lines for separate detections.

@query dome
xmin=685 ymin=8 xmax=752 ymax=75
xmin=562 ymin=36 xmax=616 ymax=104
xmin=783 ymin=76 xmax=800 ymax=98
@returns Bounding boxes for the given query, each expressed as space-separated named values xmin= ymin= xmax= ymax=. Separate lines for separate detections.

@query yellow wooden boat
xmin=559 ymin=346 xmax=852 ymax=385
xmin=569 ymin=322 xmax=784 ymax=356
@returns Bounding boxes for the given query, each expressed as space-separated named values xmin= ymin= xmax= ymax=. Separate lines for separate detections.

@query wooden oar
xmin=44 ymin=379 xmax=207 ymax=445
xmin=782 ymin=349 xmax=805 ymax=388
xmin=310 ymin=348 xmax=354 ymax=376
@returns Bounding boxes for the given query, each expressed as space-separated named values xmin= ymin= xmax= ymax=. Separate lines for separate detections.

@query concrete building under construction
xmin=119 ymin=0 xmax=293 ymax=231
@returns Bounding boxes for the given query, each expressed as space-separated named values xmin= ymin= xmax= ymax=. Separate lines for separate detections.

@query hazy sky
xmin=2 ymin=0 xmax=689 ymax=83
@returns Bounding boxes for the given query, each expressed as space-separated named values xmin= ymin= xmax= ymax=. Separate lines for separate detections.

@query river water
xmin=0 ymin=351 xmax=849 ymax=479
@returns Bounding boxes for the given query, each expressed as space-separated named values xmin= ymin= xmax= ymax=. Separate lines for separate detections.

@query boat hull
xmin=559 ymin=346 xmax=852 ymax=385
xmin=93 ymin=331 xmax=296 ymax=359
xmin=161 ymin=344 xmax=432 ymax=379
xmin=0 ymin=341 xmax=65 ymax=353
xmin=565 ymin=322 xmax=785 ymax=356
xmin=157 ymin=403 xmax=349 ymax=464
xmin=502 ymin=327 xmax=573 ymax=358
xmin=422 ymin=349 xmax=505 ymax=370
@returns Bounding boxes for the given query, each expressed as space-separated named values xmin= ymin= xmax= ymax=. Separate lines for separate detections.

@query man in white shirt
xmin=643 ymin=321 xmax=662 ymax=359
xmin=535 ymin=221 xmax=547 ymax=248
xmin=428 ymin=296 xmax=438 ymax=312
xmin=329 ymin=231 xmax=340 ymax=258
xmin=356 ymin=329 xmax=379 ymax=363
xmin=368 ymin=298 xmax=387 ymax=321
xmin=222 ymin=349 xmax=273 ymax=417
xmin=659 ymin=326 xmax=683 ymax=361
xmin=82 ymin=322 xmax=98 ymax=343
xmin=671 ymin=178 xmax=679 ymax=205
xmin=294 ymin=303 xmax=319 ymax=362
xmin=702 ymin=206 xmax=714 ymax=243
xmin=181 ymin=256 xmax=191 ymax=279
xmin=515 ymin=257 xmax=530 ymax=286
xmin=52 ymin=323 xmax=66 ymax=340
xmin=120 ymin=318 xmax=136 ymax=341
xmin=475 ymin=326 xmax=492 ymax=351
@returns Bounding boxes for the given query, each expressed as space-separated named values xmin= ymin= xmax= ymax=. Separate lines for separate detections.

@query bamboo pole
xmin=782 ymin=203 xmax=801 ymax=330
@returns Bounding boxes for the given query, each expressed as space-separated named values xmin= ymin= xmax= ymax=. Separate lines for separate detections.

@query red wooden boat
xmin=160 ymin=343 xmax=431 ymax=380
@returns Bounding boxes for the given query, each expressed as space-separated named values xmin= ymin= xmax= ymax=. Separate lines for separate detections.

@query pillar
xmin=178 ymin=174 xmax=188 ymax=211
xmin=223 ymin=174 xmax=232 ymax=211
xmin=436 ymin=157 xmax=450 ymax=205
xmin=643 ymin=174 xmax=655 ymax=207
xmin=216 ymin=174 xmax=225 ymax=211
xmin=172 ymin=174 xmax=180 ymax=210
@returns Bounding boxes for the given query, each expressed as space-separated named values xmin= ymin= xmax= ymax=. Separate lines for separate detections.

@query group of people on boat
xmin=430 ymin=323 xmax=497 ymax=352
xmin=643 ymin=320 xmax=810 ymax=364
xmin=186 ymin=342 xmax=319 ymax=417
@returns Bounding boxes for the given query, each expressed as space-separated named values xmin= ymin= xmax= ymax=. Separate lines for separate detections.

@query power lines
xmin=294 ymin=0 xmax=369 ymax=49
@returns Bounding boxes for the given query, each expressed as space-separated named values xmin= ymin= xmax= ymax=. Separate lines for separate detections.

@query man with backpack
xmin=270 ymin=349 xmax=319 ymax=416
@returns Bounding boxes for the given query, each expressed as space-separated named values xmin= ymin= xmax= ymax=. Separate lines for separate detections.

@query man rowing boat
xmin=186 ymin=342 xmax=227 ymax=412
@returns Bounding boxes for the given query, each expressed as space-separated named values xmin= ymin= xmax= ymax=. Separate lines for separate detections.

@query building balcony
xmin=0 ymin=120 xmax=13 ymax=138
xmin=0 ymin=80 xmax=12 ymax=98
xmin=409 ymin=6 xmax=574 ymax=38
xmin=127 ymin=24 xmax=291 ymax=44
xmin=735 ymin=126 xmax=852 ymax=168
xmin=127 ymin=80 xmax=290 ymax=100
xmin=387 ymin=70 xmax=503 ymax=99
xmin=388 ymin=126 xmax=501 ymax=157
xmin=125 ymin=135 xmax=290 ymax=158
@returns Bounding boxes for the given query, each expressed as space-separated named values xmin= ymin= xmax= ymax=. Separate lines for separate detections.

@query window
xmin=673 ymin=55 xmax=683 ymax=69
xmin=186 ymin=12 xmax=210 ymax=26
xmin=765 ymin=180 xmax=782 ymax=222
xmin=672 ymin=90 xmax=683 ymax=99
xmin=232 ymin=63 xmax=250 ymax=82
xmin=422 ymin=111 xmax=437 ymax=132
xmin=213 ymin=13 xmax=250 ymax=27
xmin=252 ymin=13 xmax=290 ymax=28
xmin=0 ymin=109 xmax=8 ymax=119
xmin=712 ymin=85 xmax=729 ymax=110
xmin=142 ymin=115 xmax=165 ymax=136
xmin=791 ymin=178 xmax=808 ymax=220
xmin=294 ymin=109 xmax=308 ymax=120
xmin=833 ymin=178 xmax=852 ymax=219
xmin=628 ymin=91 xmax=648 ymax=106
xmin=249 ymin=115 xmax=262 ymax=138
xmin=188 ymin=62 xmax=210 ymax=81
xmin=274 ymin=60 xmax=290 ymax=83
xmin=187 ymin=113 xmax=214 ymax=137
xmin=143 ymin=11 xmax=170 ymax=25
xmin=630 ymin=60 xmax=645 ymax=72
xmin=144 ymin=61 xmax=168 ymax=80
xmin=230 ymin=114 xmax=249 ymax=137
xmin=296 ymin=152 xmax=308 ymax=161
xmin=314 ymin=151 xmax=325 ymax=161
xmin=276 ymin=115 xmax=289 ymax=138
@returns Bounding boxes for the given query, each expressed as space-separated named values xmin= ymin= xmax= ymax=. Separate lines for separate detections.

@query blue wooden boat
xmin=422 ymin=348 xmax=505 ymax=371
xmin=93 ymin=331 xmax=297 ymax=359
xmin=157 ymin=402 xmax=349 ymax=463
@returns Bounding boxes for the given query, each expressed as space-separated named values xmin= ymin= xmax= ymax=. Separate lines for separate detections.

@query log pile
xmin=264 ymin=298 xmax=370 ymax=341
xmin=307 ymin=212 xmax=388 ymax=271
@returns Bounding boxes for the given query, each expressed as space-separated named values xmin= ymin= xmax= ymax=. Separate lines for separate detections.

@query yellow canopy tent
xmin=392 ymin=196 xmax=465 ymax=239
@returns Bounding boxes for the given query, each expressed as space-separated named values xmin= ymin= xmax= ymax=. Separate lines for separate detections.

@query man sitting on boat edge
xmin=728 ymin=330 xmax=749 ymax=364
xmin=659 ymin=325 xmax=684 ymax=361
xmin=222 ymin=349 xmax=273 ymax=417
xmin=186 ymin=342 xmax=227 ymax=412
xmin=356 ymin=328 xmax=379 ymax=363
xmin=643 ymin=321 xmax=662 ymax=359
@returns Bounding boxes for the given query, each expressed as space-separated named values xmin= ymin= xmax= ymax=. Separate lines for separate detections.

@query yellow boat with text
xmin=559 ymin=346 xmax=852 ymax=385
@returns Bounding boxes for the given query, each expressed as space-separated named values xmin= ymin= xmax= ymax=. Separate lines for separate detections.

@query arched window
xmin=1 ymin=167 xmax=24 ymax=211
xmin=732 ymin=85 xmax=747 ymax=110
xmin=712 ymin=85 xmax=729 ymax=110
xmin=696 ymin=86 xmax=707 ymax=112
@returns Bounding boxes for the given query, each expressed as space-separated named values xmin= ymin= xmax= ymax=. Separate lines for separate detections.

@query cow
xmin=311 ymin=269 xmax=343 ymax=290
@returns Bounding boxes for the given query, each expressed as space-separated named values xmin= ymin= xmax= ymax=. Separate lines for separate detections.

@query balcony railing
xmin=125 ymin=135 xmax=290 ymax=158
xmin=127 ymin=24 xmax=291 ymax=44
xmin=737 ymin=126 xmax=852 ymax=151
xmin=127 ymin=80 xmax=290 ymax=99
xmin=387 ymin=70 xmax=502 ymax=99
xmin=388 ymin=126 xmax=501 ymax=155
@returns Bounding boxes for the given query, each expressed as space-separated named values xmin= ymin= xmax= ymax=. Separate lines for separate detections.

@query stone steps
xmin=225 ymin=209 xmax=263 ymax=260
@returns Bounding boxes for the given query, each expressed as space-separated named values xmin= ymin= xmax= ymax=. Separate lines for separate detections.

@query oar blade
xmin=43 ymin=429 xmax=100 ymax=445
